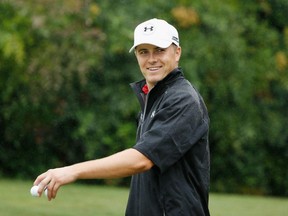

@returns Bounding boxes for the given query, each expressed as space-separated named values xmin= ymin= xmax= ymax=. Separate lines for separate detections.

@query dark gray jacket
xmin=126 ymin=67 xmax=210 ymax=216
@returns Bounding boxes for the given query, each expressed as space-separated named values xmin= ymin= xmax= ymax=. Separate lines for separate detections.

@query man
xmin=33 ymin=18 xmax=210 ymax=216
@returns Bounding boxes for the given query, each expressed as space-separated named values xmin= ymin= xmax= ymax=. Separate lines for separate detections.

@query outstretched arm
xmin=34 ymin=148 xmax=153 ymax=201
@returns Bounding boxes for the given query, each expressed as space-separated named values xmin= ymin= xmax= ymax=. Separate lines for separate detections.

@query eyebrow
xmin=137 ymin=46 xmax=165 ymax=52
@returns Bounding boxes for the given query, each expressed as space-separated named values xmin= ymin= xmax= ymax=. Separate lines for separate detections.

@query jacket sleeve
xmin=133 ymin=84 xmax=209 ymax=173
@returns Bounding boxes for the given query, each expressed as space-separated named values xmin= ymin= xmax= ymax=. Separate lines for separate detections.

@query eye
xmin=156 ymin=48 xmax=165 ymax=53
xmin=138 ymin=49 xmax=148 ymax=55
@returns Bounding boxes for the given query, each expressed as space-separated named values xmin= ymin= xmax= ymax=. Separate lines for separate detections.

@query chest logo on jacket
xmin=151 ymin=110 xmax=156 ymax=118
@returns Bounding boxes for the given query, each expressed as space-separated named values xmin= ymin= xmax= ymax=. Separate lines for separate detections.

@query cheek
xmin=138 ymin=63 xmax=146 ymax=75
xmin=137 ymin=61 xmax=147 ymax=76
xmin=136 ymin=57 xmax=145 ymax=68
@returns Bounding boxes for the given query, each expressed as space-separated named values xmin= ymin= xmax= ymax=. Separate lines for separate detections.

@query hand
xmin=33 ymin=166 xmax=77 ymax=201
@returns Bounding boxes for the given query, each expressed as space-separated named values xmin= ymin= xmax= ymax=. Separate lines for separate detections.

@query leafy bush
xmin=0 ymin=0 xmax=287 ymax=196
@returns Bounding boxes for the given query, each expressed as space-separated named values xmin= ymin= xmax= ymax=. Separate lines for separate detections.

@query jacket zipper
xmin=140 ymin=92 xmax=149 ymax=137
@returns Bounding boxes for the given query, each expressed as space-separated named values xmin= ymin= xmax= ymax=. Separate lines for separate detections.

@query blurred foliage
xmin=0 ymin=0 xmax=287 ymax=196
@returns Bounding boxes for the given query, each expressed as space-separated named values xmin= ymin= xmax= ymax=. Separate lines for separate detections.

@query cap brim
xmin=129 ymin=45 xmax=137 ymax=53
xmin=129 ymin=40 xmax=172 ymax=53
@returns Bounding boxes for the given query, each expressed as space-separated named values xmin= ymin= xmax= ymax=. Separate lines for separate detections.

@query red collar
xmin=142 ymin=84 xmax=149 ymax=95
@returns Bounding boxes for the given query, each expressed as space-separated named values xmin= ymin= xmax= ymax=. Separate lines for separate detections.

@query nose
xmin=148 ymin=53 xmax=157 ymax=64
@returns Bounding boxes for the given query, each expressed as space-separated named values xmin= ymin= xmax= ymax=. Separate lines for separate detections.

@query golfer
xmin=34 ymin=18 xmax=210 ymax=216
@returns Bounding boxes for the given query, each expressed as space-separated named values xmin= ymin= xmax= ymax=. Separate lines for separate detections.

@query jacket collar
xmin=153 ymin=67 xmax=183 ymax=90
xmin=130 ymin=67 xmax=184 ymax=110
xmin=130 ymin=67 xmax=183 ymax=94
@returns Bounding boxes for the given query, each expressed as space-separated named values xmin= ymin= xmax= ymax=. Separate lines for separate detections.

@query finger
xmin=33 ymin=171 xmax=48 ymax=186
xmin=50 ymin=182 xmax=60 ymax=200
xmin=36 ymin=171 xmax=53 ymax=196
xmin=46 ymin=179 xmax=60 ymax=201
xmin=46 ymin=179 xmax=55 ymax=201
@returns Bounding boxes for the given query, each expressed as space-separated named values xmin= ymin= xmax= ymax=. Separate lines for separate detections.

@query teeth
xmin=149 ymin=67 xmax=160 ymax=70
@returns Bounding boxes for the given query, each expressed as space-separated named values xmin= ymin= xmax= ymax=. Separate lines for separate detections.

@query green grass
xmin=210 ymin=193 xmax=288 ymax=216
xmin=0 ymin=179 xmax=287 ymax=216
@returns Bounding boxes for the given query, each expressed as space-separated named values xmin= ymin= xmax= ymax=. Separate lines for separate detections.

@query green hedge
xmin=0 ymin=0 xmax=287 ymax=196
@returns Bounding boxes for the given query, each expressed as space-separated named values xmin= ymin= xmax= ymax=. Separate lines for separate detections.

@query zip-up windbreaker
xmin=126 ymin=67 xmax=210 ymax=216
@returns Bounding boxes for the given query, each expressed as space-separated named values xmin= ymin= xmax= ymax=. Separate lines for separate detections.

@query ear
xmin=175 ymin=46 xmax=181 ymax=62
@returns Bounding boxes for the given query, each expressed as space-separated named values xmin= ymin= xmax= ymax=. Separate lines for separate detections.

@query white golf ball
xmin=30 ymin=185 xmax=48 ymax=197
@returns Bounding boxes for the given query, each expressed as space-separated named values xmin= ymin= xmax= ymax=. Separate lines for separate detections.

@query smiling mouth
xmin=147 ymin=66 xmax=162 ymax=71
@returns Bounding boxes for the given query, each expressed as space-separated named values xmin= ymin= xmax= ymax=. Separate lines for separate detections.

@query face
xmin=135 ymin=44 xmax=181 ymax=90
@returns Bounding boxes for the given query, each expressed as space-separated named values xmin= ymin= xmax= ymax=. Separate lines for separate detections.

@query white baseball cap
xmin=129 ymin=18 xmax=180 ymax=53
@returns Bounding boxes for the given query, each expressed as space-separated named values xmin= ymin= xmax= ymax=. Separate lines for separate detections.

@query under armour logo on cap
xmin=144 ymin=26 xmax=154 ymax=32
